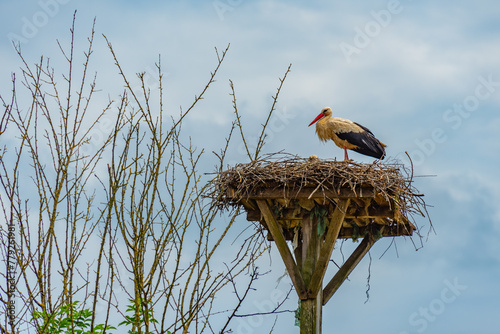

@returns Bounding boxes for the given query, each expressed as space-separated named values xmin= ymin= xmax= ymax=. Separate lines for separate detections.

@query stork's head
xmin=308 ymin=107 xmax=332 ymax=127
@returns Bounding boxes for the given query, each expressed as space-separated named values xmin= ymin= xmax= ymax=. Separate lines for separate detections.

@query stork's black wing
xmin=336 ymin=122 xmax=386 ymax=159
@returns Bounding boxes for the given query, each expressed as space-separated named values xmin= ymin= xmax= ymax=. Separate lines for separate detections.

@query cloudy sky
xmin=1 ymin=0 xmax=499 ymax=333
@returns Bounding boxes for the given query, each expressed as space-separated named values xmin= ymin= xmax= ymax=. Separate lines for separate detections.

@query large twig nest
xmin=208 ymin=154 xmax=430 ymax=240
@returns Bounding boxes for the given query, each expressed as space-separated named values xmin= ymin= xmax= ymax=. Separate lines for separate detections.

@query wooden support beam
xmin=308 ymin=199 xmax=349 ymax=297
xmin=256 ymin=200 xmax=307 ymax=299
xmin=322 ymin=234 xmax=376 ymax=305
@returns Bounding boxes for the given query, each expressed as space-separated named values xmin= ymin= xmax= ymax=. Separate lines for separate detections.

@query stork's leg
xmin=344 ymin=147 xmax=349 ymax=161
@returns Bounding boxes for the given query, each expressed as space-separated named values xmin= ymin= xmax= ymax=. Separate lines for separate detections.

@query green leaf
xmin=373 ymin=227 xmax=383 ymax=241
xmin=313 ymin=206 xmax=328 ymax=237
xmin=294 ymin=299 xmax=301 ymax=327
xmin=30 ymin=301 xmax=113 ymax=334
xmin=351 ymin=222 xmax=360 ymax=242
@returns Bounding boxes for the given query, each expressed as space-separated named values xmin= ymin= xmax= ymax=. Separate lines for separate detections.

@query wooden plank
xmin=308 ymin=199 xmax=349 ymax=297
xmin=240 ymin=198 xmax=257 ymax=211
xmin=301 ymin=214 xmax=320 ymax=291
xmin=266 ymin=223 xmax=415 ymax=241
xmin=337 ymin=223 xmax=414 ymax=239
xmin=294 ymin=234 xmax=303 ymax=271
xmin=236 ymin=186 xmax=376 ymax=200
xmin=246 ymin=206 xmax=394 ymax=221
xmin=301 ymin=215 xmax=314 ymax=272
xmin=322 ymin=234 xmax=376 ymax=305
xmin=256 ymin=200 xmax=307 ymax=299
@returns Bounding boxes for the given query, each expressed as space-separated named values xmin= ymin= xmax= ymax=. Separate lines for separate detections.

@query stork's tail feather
xmin=352 ymin=138 xmax=386 ymax=160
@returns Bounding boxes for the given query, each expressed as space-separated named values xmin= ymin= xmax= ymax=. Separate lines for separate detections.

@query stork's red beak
xmin=308 ymin=113 xmax=324 ymax=127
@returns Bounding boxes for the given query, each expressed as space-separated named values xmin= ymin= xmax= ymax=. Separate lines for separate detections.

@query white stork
xmin=308 ymin=107 xmax=386 ymax=160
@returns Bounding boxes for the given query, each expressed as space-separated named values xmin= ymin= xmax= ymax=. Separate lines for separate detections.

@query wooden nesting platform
xmin=210 ymin=156 xmax=426 ymax=333
xmin=215 ymin=157 xmax=419 ymax=241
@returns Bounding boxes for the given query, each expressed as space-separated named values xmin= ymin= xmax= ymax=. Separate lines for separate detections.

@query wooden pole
xmin=300 ymin=215 xmax=322 ymax=334
xmin=257 ymin=198 xmax=376 ymax=333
